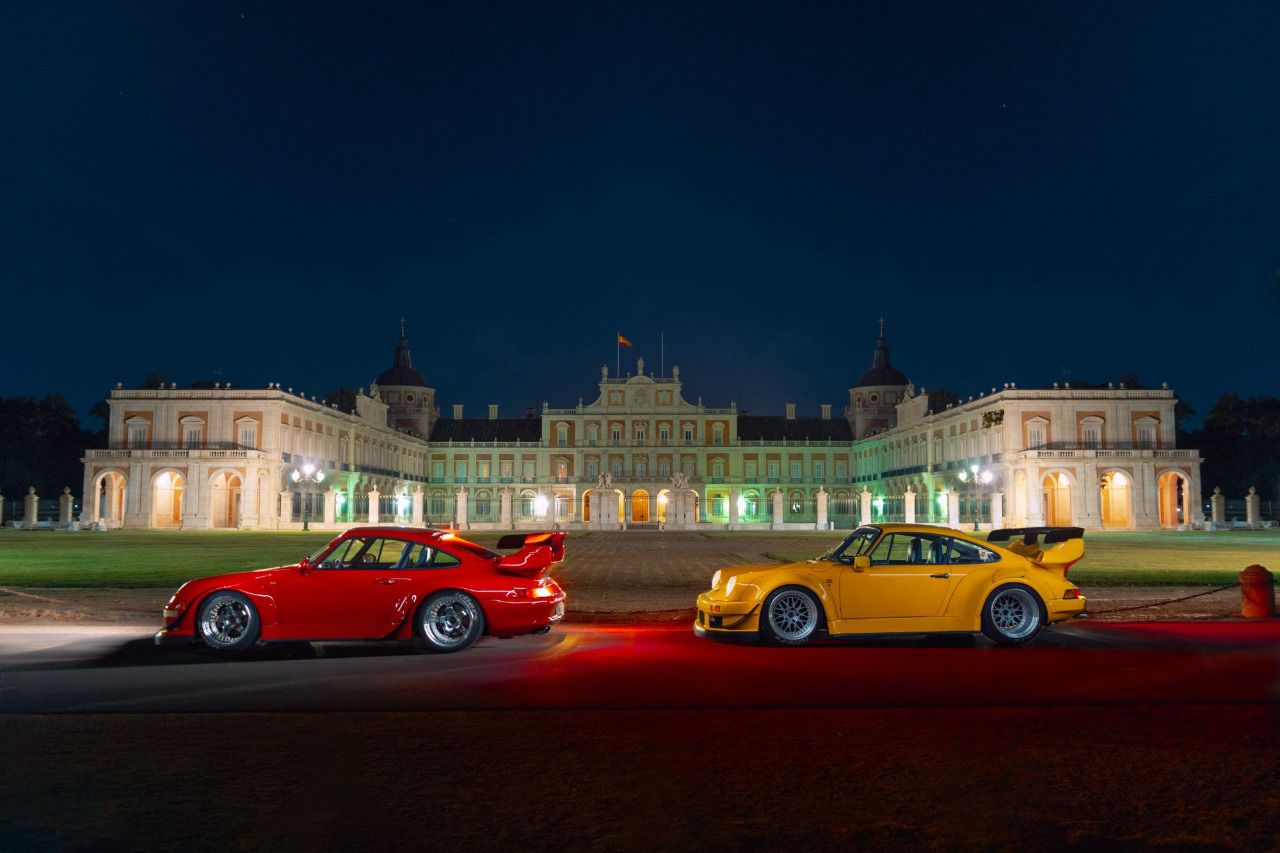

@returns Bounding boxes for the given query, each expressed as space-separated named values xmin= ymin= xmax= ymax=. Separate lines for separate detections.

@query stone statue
xmin=597 ymin=471 xmax=612 ymax=490
xmin=671 ymin=471 xmax=688 ymax=490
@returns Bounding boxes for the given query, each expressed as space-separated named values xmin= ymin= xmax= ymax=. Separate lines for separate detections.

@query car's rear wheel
xmin=761 ymin=586 xmax=822 ymax=646
xmin=418 ymin=591 xmax=485 ymax=653
xmin=196 ymin=591 xmax=260 ymax=653
xmin=980 ymin=584 xmax=1045 ymax=646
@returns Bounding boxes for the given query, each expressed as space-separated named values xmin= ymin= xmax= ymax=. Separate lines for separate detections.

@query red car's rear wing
xmin=494 ymin=532 xmax=566 ymax=578
xmin=988 ymin=527 xmax=1085 ymax=577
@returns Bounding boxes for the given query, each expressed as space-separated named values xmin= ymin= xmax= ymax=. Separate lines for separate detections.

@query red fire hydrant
xmin=1240 ymin=565 xmax=1276 ymax=619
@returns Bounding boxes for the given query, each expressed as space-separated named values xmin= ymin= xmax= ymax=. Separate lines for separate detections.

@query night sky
xmin=3 ymin=1 xmax=1277 ymax=425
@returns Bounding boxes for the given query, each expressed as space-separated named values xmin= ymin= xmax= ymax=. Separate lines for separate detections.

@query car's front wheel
xmin=761 ymin=586 xmax=822 ymax=646
xmin=196 ymin=591 xmax=260 ymax=653
xmin=980 ymin=584 xmax=1045 ymax=646
xmin=417 ymin=591 xmax=485 ymax=653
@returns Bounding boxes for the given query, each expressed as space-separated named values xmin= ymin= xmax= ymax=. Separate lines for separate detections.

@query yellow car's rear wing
xmin=988 ymin=527 xmax=1085 ymax=577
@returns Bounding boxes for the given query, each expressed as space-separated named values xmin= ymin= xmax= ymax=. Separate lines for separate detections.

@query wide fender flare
xmin=190 ymin=586 xmax=280 ymax=630
xmin=752 ymin=572 xmax=835 ymax=622
xmin=409 ymin=587 xmax=491 ymax=636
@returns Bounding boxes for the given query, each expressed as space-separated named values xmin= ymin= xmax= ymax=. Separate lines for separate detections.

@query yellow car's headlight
xmin=725 ymin=575 xmax=737 ymax=597
xmin=711 ymin=570 xmax=722 ymax=590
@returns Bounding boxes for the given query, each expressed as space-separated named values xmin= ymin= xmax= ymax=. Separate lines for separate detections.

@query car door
xmin=279 ymin=536 xmax=414 ymax=638
xmin=839 ymin=532 xmax=957 ymax=620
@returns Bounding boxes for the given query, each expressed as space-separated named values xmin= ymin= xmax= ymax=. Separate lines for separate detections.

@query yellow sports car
xmin=694 ymin=524 xmax=1086 ymax=646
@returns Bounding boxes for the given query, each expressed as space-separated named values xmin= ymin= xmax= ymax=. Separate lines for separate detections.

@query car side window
xmin=869 ymin=534 xmax=915 ymax=565
xmin=400 ymin=543 xmax=435 ymax=568
xmin=432 ymin=548 xmax=461 ymax=568
xmin=944 ymin=537 xmax=1000 ymax=564
xmin=317 ymin=539 xmax=359 ymax=569
xmin=333 ymin=536 xmax=409 ymax=569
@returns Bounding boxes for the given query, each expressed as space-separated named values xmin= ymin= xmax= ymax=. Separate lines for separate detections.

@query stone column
xmin=541 ymin=489 xmax=554 ymax=529
xmin=323 ymin=487 xmax=336 ymax=527
xmin=1246 ymin=487 xmax=1261 ymax=528
xmin=859 ymin=488 xmax=872 ymax=526
xmin=24 ymin=487 xmax=39 ymax=526
xmin=59 ymin=487 xmax=74 ymax=524
xmin=1188 ymin=469 xmax=1205 ymax=527
xmin=500 ymin=488 xmax=514 ymax=529
xmin=127 ymin=462 xmax=147 ymax=528
xmin=240 ymin=464 xmax=260 ymax=529
xmin=771 ymin=488 xmax=785 ymax=530
xmin=728 ymin=488 xmax=740 ymax=529
xmin=816 ymin=488 xmax=828 ymax=530
xmin=903 ymin=487 xmax=916 ymax=524
xmin=278 ymin=490 xmax=292 ymax=526
xmin=1210 ymin=487 xmax=1225 ymax=527
xmin=80 ymin=467 xmax=95 ymax=524
xmin=411 ymin=486 xmax=424 ymax=525
xmin=1025 ymin=469 xmax=1045 ymax=526
xmin=1135 ymin=462 xmax=1158 ymax=530
xmin=367 ymin=487 xmax=380 ymax=524
xmin=947 ymin=491 xmax=960 ymax=527
xmin=991 ymin=491 xmax=1004 ymax=530
xmin=456 ymin=487 xmax=469 ymax=529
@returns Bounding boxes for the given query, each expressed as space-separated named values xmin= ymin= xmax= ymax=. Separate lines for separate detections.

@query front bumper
xmin=694 ymin=591 xmax=762 ymax=636
xmin=1047 ymin=595 xmax=1087 ymax=622
xmin=154 ymin=628 xmax=196 ymax=647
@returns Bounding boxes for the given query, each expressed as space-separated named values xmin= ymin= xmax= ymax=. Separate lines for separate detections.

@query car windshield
xmin=818 ymin=526 xmax=880 ymax=561
xmin=306 ymin=539 xmax=340 ymax=564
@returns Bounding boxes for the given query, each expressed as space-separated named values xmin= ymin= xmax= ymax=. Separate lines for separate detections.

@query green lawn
xmin=0 ymin=528 xmax=1275 ymax=588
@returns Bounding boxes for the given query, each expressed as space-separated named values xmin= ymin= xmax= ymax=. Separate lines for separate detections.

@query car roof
xmin=861 ymin=523 xmax=988 ymax=545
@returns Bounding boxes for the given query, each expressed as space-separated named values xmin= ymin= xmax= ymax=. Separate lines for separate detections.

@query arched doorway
xmin=210 ymin=472 xmax=243 ymax=529
xmin=1100 ymin=470 xmax=1132 ymax=528
xmin=581 ymin=489 xmax=592 ymax=522
xmin=152 ymin=471 xmax=185 ymax=528
xmin=1042 ymin=472 xmax=1073 ymax=526
xmin=656 ymin=489 xmax=669 ymax=522
xmin=1157 ymin=471 xmax=1190 ymax=528
xmin=632 ymin=489 xmax=650 ymax=523
xmin=92 ymin=470 xmax=128 ymax=527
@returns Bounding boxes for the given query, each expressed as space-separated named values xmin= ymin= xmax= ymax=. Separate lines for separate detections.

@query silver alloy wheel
xmin=422 ymin=594 xmax=480 ymax=649
xmin=199 ymin=594 xmax=254 ymax=649
xmin=767 ymin=590 xmax=818 ymax=642
xmin=988 ymin=587 xmax=1040 ymax=640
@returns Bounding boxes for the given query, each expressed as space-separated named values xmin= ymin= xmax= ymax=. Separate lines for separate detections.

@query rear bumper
xmin=485 ymin=593 xmax=566 ymax=636
xmin=1047 ymin=595 xmax=1087 ymax=622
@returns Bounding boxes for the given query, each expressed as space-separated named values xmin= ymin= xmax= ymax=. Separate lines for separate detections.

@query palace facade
xmin=81 ymin=328 xmax=1204 ymax=531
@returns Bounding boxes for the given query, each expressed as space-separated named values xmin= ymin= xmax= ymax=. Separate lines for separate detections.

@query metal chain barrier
xmin=1084 ymin=583 xmax=1239 ymax=615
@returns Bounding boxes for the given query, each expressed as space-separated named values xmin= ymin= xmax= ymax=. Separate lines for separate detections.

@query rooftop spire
xmin=872 ymin=319 xmax=891 ymax=370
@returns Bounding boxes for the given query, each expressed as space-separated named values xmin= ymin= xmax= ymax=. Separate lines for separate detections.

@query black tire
xmin=417 ymin=591 xmax=486 ymax=653
xmin=980 ymin=583 xmax=1045 ymax=646
xmin=760 ymin=586 xmax=823 ymax=646
xmin=196 ymin=591 xmax=261 ymax=653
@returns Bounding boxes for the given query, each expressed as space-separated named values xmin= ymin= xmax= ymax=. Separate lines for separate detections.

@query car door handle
xmin=929 ymin=572 xmax=950 ymax=579
xmin=376 ymin=578 xmax=399 ymax=585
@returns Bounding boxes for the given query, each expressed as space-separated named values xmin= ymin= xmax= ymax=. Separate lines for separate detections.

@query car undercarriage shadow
xmin=17 ymin=636 xmax=443 ymax=671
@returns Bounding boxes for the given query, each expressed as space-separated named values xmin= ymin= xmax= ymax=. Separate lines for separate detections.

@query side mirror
xmin=853 ymin=555 xmax=871 ymax=572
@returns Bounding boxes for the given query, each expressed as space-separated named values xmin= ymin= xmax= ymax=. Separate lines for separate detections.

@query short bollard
xmin=1239 ymin=565 xmax=1276 ymax=619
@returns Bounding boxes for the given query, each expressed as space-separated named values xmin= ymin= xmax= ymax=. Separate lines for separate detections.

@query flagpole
xmin=661 ymin=331 xmax=665 ymax=378
xmin=616 ymin=331 xmax=620 ymax=378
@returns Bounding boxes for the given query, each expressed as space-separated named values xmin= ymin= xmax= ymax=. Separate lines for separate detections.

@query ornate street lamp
xmin=956 ymin=463 xmax=994 ymax=531
xmin=290 ymin=461 xmax=326 ymax=532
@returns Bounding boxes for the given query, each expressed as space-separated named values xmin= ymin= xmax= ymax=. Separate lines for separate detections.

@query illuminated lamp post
xmin=956 ymin=464 xmax=994 ymax=531
xmin=290 ymin=461 xmax=326 ymax=532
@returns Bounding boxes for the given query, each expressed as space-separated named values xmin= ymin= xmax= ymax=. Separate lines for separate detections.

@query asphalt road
xmin=3 ymin=619 xmax=1279 ymax=713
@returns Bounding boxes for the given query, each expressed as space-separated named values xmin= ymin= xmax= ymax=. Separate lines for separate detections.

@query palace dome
xmin=855 ymin=323 xmax=908 ymax=388
xmin=376 ymin=332 xmax=428 ymax=388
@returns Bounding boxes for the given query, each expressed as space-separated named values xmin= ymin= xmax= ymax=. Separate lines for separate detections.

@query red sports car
xmin=155 ymin=527 xmax=567 ymax=653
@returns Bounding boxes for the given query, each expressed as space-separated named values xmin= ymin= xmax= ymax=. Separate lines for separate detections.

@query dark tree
xmin=923 ymin=387 xmax=960 ymax=412
xmin=1187 ymin=394 xmax=1280 ymax=501
xmin=0 ymin=395 xmax=96 ymax=502
xmin=325 ymin=388 xmax=359 ymax=412
xmin=141 ymin=373 xmax=170 ymax=390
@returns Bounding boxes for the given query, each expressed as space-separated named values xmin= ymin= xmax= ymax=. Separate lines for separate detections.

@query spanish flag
xmin=617 ymin=333 xmax=633 ymax=347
